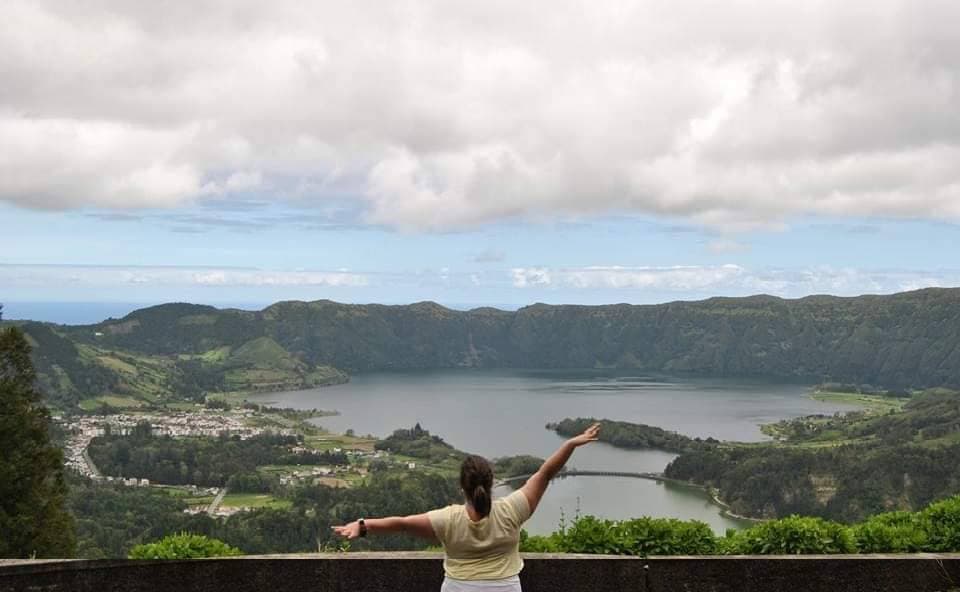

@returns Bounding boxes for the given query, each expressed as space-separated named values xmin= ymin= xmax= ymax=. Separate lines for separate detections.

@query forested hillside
xmin=13 ymin=287 xmax=960 ymax=409
xmin=664 ymin=390 xmax=960 ymax=521
xmin=548 ymin=417 xmax=712 ymax=453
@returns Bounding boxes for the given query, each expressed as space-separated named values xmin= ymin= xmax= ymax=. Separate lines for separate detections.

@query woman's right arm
xmin=520 ymin=423 xmax=600 ymax=514
xmin=332 ymin=513 xmax=436 ymax=541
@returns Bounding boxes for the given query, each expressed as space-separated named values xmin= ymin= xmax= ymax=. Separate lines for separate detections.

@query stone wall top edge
xmin=4 ymin=552 xmax=960 ymax=570
xmin=645 ymin=553 xmax=960 ymax=560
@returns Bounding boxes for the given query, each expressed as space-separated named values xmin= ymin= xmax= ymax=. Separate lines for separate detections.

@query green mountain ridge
xmin=9 ymin=287 xmax=960 ymax=409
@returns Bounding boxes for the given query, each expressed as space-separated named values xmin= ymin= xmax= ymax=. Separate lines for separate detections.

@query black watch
xmin=358 ymin=518 xmax=367 ymax=538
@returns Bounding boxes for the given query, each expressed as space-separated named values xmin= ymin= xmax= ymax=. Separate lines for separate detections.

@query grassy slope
xmin=229 ymin=337 xmax=299 ymax=369
xmin=810 ymin=391 xmax=907 ymax=412
xmin=31 ymin=328 xmax=349 ymax=411
xmin=761 ymin=389 xmax=907 ymax=441
xmin=220 ymin=493 xmax=292 ymax=509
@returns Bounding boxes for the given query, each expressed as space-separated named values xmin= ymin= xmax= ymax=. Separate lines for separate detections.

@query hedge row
xmin=520 ymin=494 xmax=960 ymax=555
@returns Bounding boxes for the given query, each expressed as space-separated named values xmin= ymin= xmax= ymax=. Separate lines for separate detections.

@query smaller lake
xmin=253 ymin=369 xmax=859 ymax=534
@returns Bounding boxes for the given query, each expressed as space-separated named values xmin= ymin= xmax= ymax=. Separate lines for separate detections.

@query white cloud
xmin=511 ymin=268 xmax=552 ymax=287
xmin=511 ymin=265 xmax=747 ymax=290
xmin=3 ymin=0 xmax=960 ymax=228
xmin=224 ymin=171 xmax=263 ymax=192
xmin=0 ymin=265 xmax=368 ymax=288
xmin=191 ymin=269 xmax=366 ymax=287
xmin=508 ymin=265 xmax=960 ymax=298
xmin=0 ymin=117 xmax=203 ymax=209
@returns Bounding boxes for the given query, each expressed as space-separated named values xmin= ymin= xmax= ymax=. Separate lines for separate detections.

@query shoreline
xmin=648 ymin=473 xmax=765 ymax=524
xmin=759 ymin=386 xmax=906 ymax=439
xmin=808 ymin=389 xmax=906 ymax=412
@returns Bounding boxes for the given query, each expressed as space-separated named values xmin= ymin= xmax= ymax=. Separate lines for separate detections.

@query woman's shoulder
xmin=495 ymin=490 xmax=532 ymax=522
xmin=428 ymin=503 xmax=466 ymax=540
xmin=431 ymin=502 xmax=465 ymax=517
xmin=433 ymin=502 xmax=468 ymax=523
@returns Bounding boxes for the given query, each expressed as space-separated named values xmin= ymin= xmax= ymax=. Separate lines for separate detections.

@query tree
xmin=0 ymin=324 xmax=77 ymax=557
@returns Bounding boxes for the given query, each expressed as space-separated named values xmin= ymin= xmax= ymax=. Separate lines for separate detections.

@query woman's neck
xmin=464 ymin=502 xmax=484 ymax=522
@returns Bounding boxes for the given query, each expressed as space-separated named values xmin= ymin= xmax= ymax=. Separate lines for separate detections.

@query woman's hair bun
xmin=460 ymin=455 xmax=494 ymax=518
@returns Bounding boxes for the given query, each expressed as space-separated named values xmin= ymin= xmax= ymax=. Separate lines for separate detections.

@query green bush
xmin=920 ymin=495 xmax=960 ymax=552
xmin=519 ymin=530 xmax=563 ymax=553
xmin=520 ymin=495 xmax=960 ymax=556
xmin=614 ymin=517 xmax=717 ymax=556
xmin=521 ymin=516 xmax=717 ymax=556
xmin=561 ymin=516 xmax=623 ymax=554
xmin=129 ymin=533 xmax=243 ymax=559
xmin=716 ymin=529 xmax=744 ymax=555
xmin=721 ymin=516 xmax=854 ymax=555
xmin=852 ymin=511 xmax=929 ymax=553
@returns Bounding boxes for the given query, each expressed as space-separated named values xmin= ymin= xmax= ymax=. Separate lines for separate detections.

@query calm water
xmin=253 ymin=369 xmax=858 ymax=534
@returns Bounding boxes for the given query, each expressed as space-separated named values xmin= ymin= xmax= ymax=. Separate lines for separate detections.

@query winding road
xmin=206 ymin=487 xmax=229 ymax=515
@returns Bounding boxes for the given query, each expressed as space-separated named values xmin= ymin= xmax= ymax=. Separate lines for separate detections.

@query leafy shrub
xmin=129 ymin=533 xmax=243 ymax=559
xmin=852 ymin=511 xmax=929 ymax=553
xmin=614 ymin=517 xmax=716 ymax=556
xmin=716 ymin=529 xmax=745 ymax=555
xmin=519 ymin=530 xmax=563 ymax=553
xmin=520 ymin=516 xmax=717 ymax=556
xmin=920 ymin=495 xmax=960 ymax=552
xmin=724 ymin=516 xmax=854 ymax=555
xmin=560 ymin=516 xmax=622 ymax=554
xmin=520 ymin=496 xmax=960 ymax=556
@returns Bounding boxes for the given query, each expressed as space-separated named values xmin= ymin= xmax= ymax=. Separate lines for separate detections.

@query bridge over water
xmin=496 ymin=470 xmax=665 ymax=487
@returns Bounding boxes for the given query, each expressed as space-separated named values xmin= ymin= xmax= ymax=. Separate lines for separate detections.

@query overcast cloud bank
xmin=3 ymin=1 xmax=960 ymax=230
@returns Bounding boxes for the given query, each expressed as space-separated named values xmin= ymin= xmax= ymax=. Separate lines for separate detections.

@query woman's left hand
xmin=567 ymin=422 xmax=601 ymax=447
xmin=331 ymin=521 xmax=361 ymax=539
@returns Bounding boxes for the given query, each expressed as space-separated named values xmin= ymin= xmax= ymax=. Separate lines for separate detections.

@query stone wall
xmin=1 ymin=553 xmax=959 ymax=592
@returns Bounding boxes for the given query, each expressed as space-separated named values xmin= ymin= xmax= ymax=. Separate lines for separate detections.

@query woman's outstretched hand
xmin=567 ymin=422 xmax=601 ymax=447
xmin=520 ymin=422 xmax=602 ymax=514
xmin=331 ymin=521 xmax=361 ymax=540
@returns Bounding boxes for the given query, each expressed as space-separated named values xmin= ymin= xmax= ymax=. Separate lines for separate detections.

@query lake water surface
xmin=254 ymin=369 xmax=858 ymax=534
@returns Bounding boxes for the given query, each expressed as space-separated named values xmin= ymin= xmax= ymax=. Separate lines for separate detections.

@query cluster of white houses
xmin=278 ymin=465 xmax=370 ymax=486
xmin=59 ymin=410 xmax=294 ymax=481
xmin=63 ymin=408 xmax=292 ymax=438
xmin=58 ymin=411 xmax=425 ymax=517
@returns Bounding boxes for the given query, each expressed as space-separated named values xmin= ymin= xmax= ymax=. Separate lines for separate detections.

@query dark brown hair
xmin=460 ymin=455 xmax=493 ymax=518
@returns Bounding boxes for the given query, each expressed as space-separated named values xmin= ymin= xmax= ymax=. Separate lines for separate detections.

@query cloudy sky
xmin=3 ymin=0 xmax=960 ymax=318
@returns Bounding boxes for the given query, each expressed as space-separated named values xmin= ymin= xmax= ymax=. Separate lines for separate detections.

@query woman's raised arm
xmin=520 ymin=422 xmax=600 ymax=514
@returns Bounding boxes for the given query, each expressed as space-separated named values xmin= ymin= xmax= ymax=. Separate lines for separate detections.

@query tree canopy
xmin=0 ymin=324 xmax=76 ymax=557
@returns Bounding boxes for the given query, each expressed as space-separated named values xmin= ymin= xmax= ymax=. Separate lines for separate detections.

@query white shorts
xmin=440 ymin=575 xmax=522 ymax=592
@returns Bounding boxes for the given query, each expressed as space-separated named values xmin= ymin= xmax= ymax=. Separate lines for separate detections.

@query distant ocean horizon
xmin=1 ymin=300 xmax=521 ymax=325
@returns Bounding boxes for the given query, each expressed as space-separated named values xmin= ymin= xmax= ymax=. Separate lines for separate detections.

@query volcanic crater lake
xmin=253 ymin=369 xmax=859 ymax=534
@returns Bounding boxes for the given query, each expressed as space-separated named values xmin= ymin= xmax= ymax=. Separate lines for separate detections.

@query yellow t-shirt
xmin=427 ymin=489 xmax=532 ymax=581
